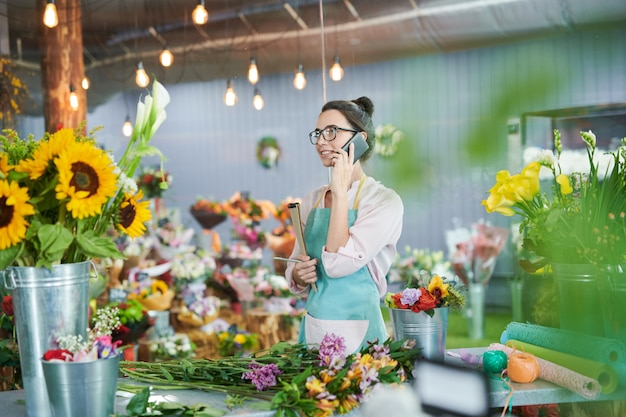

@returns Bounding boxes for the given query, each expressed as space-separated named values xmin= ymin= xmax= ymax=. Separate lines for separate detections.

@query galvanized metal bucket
xmin=3 ymin=261 xmax=92 ymax=417
xmin=552 ymin=263 xmax=604 ymax=337
xmin=389 ymin=307 xmax=448 ymax=362
xmin=41 ymin=355 xmax=120 ymax=417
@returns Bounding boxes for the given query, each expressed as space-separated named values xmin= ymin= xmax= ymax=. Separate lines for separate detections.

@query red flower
xmin=1 ymin=295 xmax=13 ymax=316
xmin=414 ymin=289 xmax=437 ymax=312
xmin=43 ymin=349 xmax=73 ymax=362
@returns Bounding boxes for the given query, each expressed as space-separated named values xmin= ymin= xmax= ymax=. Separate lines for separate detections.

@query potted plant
xmin=384 ymin=274 xmax=464 ymax=361
xmin=482 ymin=130 xmax=626 ymax=338
xmin=0 ymin=80 xmax=169 ymax=417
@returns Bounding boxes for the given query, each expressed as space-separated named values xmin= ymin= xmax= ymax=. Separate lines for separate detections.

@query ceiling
xmin=3 ymin=0 xmax=626 ymax=116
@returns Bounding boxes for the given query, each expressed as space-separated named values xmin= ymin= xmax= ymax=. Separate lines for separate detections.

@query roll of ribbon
xmin=487 ymin=343 xmax=601 ymax=399
xmin=503 ymin=322 xmax=626 ymax=365
xmin=507 ymin=352 xmax=540 ymax=383
xmin=483 ymin=350 xmax=508 ymax=373
xmin=505 ymin=339 xmax=618 ymax=394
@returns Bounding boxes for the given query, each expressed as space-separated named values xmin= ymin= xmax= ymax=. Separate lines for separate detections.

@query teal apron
xmin=298 ymin=175 xmax=387 ymax=352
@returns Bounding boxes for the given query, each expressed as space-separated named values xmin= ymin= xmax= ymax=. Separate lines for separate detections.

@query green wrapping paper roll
xmin=503 ymin=322 xmax=625 ymax=364
xmin=505 ymin=339 xmax=618 ymax=394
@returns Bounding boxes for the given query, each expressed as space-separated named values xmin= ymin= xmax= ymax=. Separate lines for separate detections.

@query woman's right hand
xmin=292 ymin=255 xmax=318 ymax=288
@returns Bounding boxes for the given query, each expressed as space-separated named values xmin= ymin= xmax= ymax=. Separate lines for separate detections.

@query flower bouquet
xmin=127 ymin=278 xmax=175 ymax=311
xmin=254 ymin=272 xmax=295 ymax=313
xmin=384 ymin=274 xmax=464 ymax=360
xmin=149 ymin=334 xmax=195 ymax=361
xmin=223 ymin=191 xmax=274 ymax=249
xmin=152 ymin=219 xmax=195 ymax=261
xmin=387 ymin=245 xmax=454 ymax=291
xmin=108 ymin=299 xmax=154 ymax=346
xmin=176 ymin=295 xmax=221 ymax=329
xmin=483 ymin=129 xmax=626 ymax=271
xmin=136 ymin=165 xmax=172 ymax=199
xmin=0 ymin=294 xmax=20 ymax=390
xmin=41 ymin=306 xmax=122 ymax=417
xmin=190 ymin=197 xmax=227 ymax=230
xmin=217 ymin=325 xmax=260 ymax=357
xmin=446 ymin=221 xmax=508 ymax=339
xmin=119 ymin=334 xmax=421 ymax=417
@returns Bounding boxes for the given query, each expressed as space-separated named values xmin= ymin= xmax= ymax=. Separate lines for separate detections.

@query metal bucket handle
xmin=3 ymin=260 xmax=99 ymax=290
xmin=3 ymin=269 xmax=16 ymax=290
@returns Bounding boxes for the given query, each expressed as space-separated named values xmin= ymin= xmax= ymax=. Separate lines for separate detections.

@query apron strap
xmin=313 ymin=174 xmax=367 ymax=210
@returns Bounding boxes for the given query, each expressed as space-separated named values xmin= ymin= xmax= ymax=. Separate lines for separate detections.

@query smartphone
xmin=341 ymin=132 xmax=369 ymax=163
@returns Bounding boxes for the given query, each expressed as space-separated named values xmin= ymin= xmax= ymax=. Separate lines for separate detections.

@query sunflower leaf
xmin=76 ymin=230 xmax=124 ymax=259
xmin=0 ymin=244 xmax=21 ymax=270
xmin=36 ymin=224 xmax=73 ymax=268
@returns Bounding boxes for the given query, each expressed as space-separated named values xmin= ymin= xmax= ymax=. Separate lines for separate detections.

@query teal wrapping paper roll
xmin=502 ymin=322 xmax=626 ymax=365
xmin=505 ymin=339 xmax=618 ymax=394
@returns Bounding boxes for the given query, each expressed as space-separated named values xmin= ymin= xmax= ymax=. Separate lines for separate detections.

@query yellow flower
xmin=54 ymin=141 xmax=118 ymax=219
xmin=428 ymin=274 xmax=449 ymax=299
xmin=118 ymin=189 xmax=152 ymax=238
xmin=0 ymin=179 xmax=35 ymax=249
xmin=151 ymin=280 xmax=169 ymax=294
xmin=233 ymin=334 xmax=247 ymax=345
xmin=306 ymin=376 xmax=328 ymax=397
xmin=556 ymin=174 xmax=573 ymax=195
xmin=338 ymin=396 xmax=359 ymax=413
xmin=0 ymin=154 xmax=13 ymax=176
xmin=16 ymin=128 xmax=77 ymax=180
xmin=218 ymin=332 xmax=228 ymax=342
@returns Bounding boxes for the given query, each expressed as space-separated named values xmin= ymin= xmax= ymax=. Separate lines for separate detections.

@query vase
xmin=552 ymin=263 xmax=604 ymax=337
xmin=597 ymin=265 xmax=626 ymax=343
xmin=41 ymin=355 xmax=120 ymax=417
xmin=466 ymin=283 xmax=485 ymax=340
xmin=2 ymin=261 xmax=92 ymax=417
xmin=389 ymin=307 xmax=448 ymax=362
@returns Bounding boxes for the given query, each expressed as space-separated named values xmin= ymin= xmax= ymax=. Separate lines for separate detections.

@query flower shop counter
xmin=1 ymin=348 xmax=624 ymax=416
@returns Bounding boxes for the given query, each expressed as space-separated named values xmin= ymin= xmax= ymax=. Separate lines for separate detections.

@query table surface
xmin=0 ymin=348 xmax=624 ymax=417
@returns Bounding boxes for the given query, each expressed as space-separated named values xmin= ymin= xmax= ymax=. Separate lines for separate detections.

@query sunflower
xmin=0 ymin=153 xmax=13 ymax=176
xmin=54 ymin=141 xmax=118 ymax=219
xmin=0 ymin=179 xmax=35 ymax=249
xmin=16 ymin=128 xmax=77 ymax=180
xmin=117 ymin=189 xmax=151 ymax=238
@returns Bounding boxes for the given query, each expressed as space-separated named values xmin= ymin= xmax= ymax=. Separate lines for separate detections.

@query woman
xmin=285 ymin=96 xmax=404 ymax=352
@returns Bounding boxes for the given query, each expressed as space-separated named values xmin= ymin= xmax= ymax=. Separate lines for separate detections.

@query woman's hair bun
xmin=352 ymin=96 xmax=374 ymax=117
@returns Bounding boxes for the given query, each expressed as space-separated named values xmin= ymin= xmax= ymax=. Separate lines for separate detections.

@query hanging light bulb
xmin=329 ymin=56 xmax=344 ymax=82
xmin=159 ymin=48 xmax=173 ymax=67
xmin=247 ymin=57 xmax=259 ymax=85
xmin=293 ymin=64 xmax=306 ymax=90
xmin=192 ymin=0 xmax=209 ymax=25
xmin=223 ymin=79 xmax=238 ymax=106
xmin=69 ymin=84 xmax=78 ymax=111
xmin=81 ymin=76 xmax=90 ymax=90
xmin=135 ymin=61 xmax=150 ymax=88
xmin=43 ymin=0 xmax=58 ymax=28
xmin=252 ymin=88 xmax=264 ymax=110
xmin=122 ymin=116 xmax=133 ymax=137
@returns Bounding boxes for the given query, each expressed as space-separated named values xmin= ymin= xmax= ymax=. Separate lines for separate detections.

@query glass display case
xmin=521 ymin=103 xmax=626 ymax=150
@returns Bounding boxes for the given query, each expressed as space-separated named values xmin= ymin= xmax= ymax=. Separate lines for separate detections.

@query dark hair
xmin=321 ymin=96 xmax=375 ymax=162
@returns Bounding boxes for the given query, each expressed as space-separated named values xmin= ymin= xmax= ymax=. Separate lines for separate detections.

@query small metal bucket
xmin=3 ymin=261 xmax=93 ymax=417
xmin=389 ymin=307 xmax=448 ymax=362
xmin=41 ymin=355 xmax=120 ymax=417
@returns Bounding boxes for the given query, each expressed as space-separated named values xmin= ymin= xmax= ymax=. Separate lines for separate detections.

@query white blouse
xmin=285 ymin=176 xmax=403 ymax=298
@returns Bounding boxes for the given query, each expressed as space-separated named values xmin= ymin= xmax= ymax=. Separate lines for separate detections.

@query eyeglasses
xmin=309 ymin=126 xmax=357 ymax=145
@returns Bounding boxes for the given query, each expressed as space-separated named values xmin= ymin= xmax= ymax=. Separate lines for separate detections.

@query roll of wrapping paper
xmin=503 ymin=321 xmax=626 ymax=365
xmin=487 ymin=343 xmax=602 ymax=400
xmin=505 ymin=339 xmax=618 ymax=394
